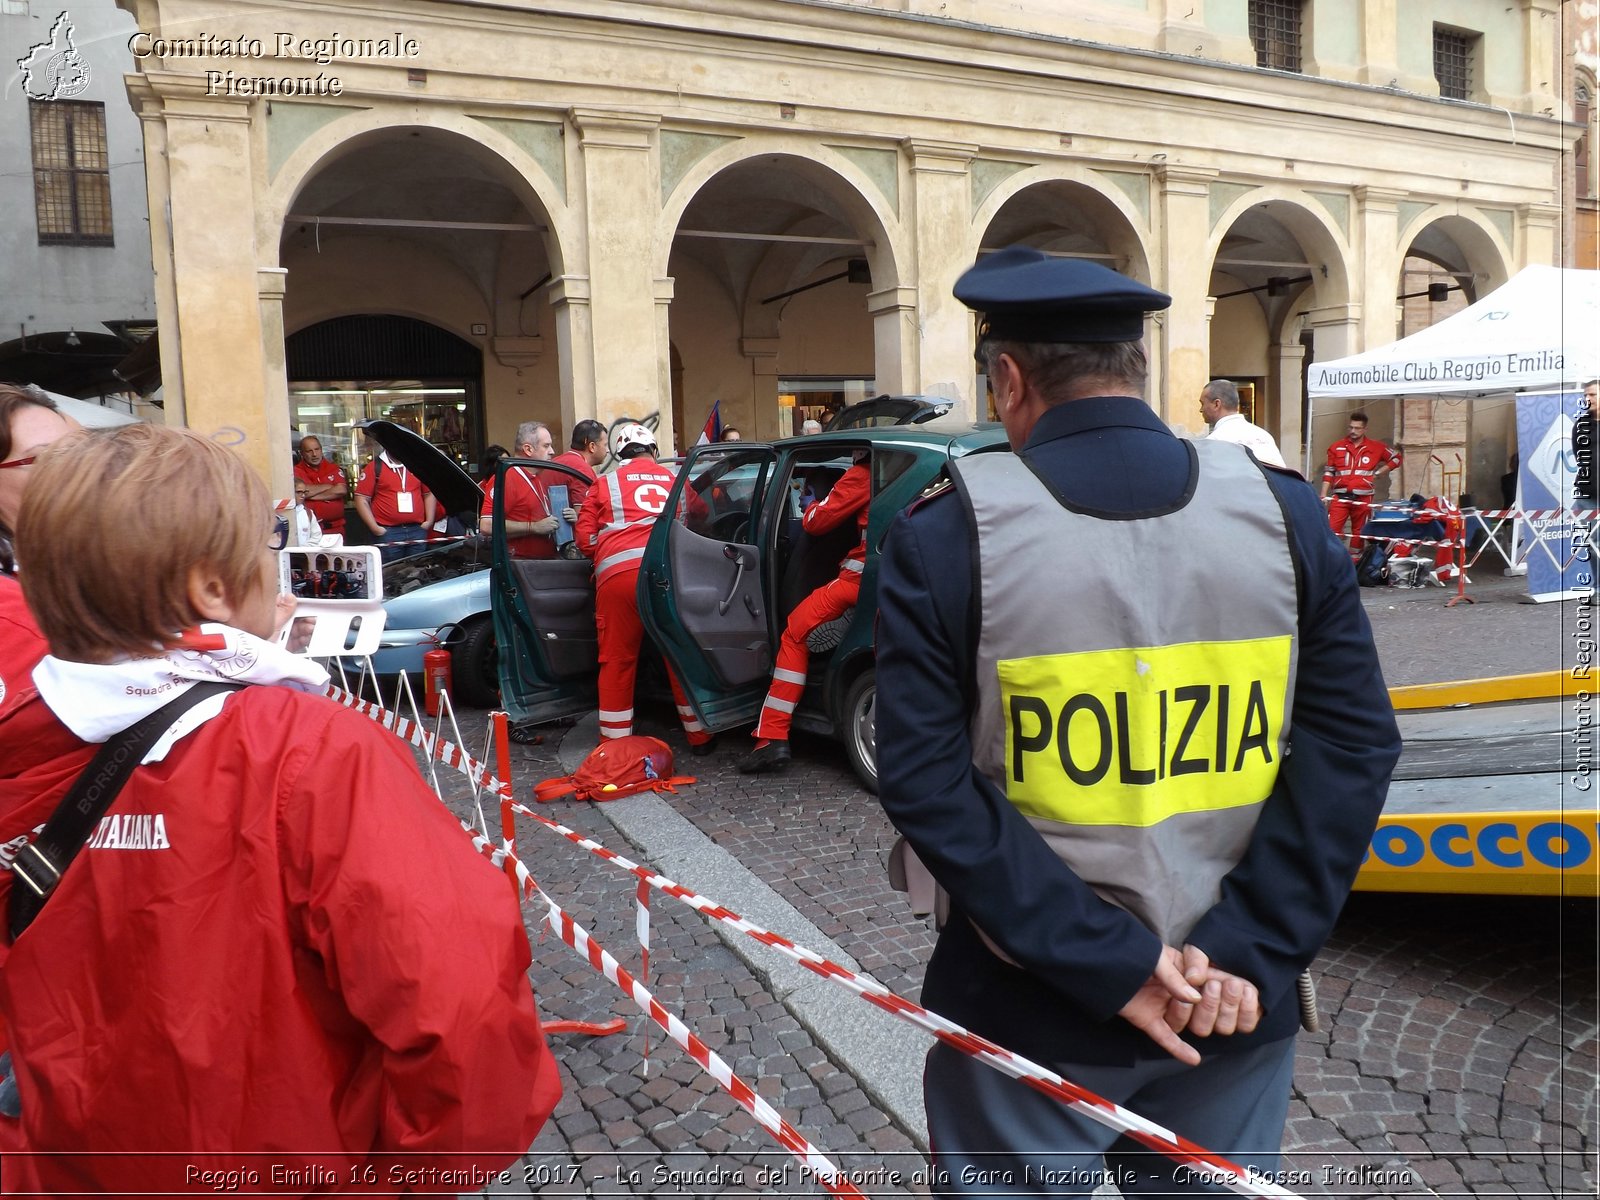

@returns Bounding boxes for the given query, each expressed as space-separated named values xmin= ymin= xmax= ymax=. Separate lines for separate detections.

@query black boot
xmin=689 ymin=735 xmax=718 ymax=757
xmin=738 ymin=739 xmax=792 ymax=774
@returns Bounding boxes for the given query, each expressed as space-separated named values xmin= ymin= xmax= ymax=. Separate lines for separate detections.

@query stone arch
xmin=1206 ymin=188 xmax=1354 ymax=311
xmin=1394 ymin=207 xmax=1514 ymax=297
xmin=261 ymin=107 xmax=572 ymax=272
xmin=1389 ymin=210 xmax=1517 ymax=505
xmin=1206 ymin=191 xmax=1356 ymax=469
xmin=970 ymin=164 xmax=1157 ymax=285
xmin=269 ymin=112 xmax=577 ymax=465
xmin=658 ymin=141 xmax=910 ymax=437
xmin=655 ymin=139 xmax=907 ymax=290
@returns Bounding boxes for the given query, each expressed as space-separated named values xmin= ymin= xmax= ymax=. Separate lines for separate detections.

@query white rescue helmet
xmin=611 ymin=422 xmax=656 ymax=457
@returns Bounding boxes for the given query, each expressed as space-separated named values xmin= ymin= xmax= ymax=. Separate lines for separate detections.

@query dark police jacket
xmin=875 ymin=397 xmax=1401 ymax=1067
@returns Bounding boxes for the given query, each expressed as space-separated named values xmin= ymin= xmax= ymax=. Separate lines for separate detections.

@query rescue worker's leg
xmin=740 ymin=572 xmax=860 ymax=774
xmin=1326 ymin=498 xmax=1348 ymax=543
xmin=923 ymin=1037 xmax=1294 ymax=1198
xmin=594 ymin=570 xmax=644 ymax=739
xmin=1347 ymin=498 xmax=1371 ymax=552
xmin=668 ymin=669 xmax=714 ymax=752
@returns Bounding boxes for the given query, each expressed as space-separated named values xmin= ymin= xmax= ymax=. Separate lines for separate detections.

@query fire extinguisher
xmin=423 ymin=646 xmax=453 ymax=717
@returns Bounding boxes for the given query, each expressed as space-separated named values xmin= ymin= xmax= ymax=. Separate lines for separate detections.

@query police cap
xmin=955 ymin=245 xmax=1171 ymax=345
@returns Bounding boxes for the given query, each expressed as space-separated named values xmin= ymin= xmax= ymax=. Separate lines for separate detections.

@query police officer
xmin=874 ymin=246 xmax=1401 ymax=1197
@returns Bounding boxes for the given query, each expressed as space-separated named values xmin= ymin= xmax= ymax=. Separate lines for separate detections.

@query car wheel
xmin=842 ymin=668 xmax=877 ymax=794
xmin=451 ymin=617 xmax=499 ymax=709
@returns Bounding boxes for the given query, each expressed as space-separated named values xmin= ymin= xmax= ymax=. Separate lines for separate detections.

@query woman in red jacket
xmin=1 ymin=424 xmax=560 ymax=1196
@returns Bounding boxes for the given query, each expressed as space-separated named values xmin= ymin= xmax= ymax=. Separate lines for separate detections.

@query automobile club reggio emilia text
xmin=128 ymin=30 xmax=421 ymax=97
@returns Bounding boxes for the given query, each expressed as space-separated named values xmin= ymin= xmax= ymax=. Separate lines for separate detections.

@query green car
xmin=490 ymin=418 xmax=1006 ymax=791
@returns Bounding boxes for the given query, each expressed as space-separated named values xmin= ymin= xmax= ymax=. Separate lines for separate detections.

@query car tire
xmin=842 ymin=667 xmax=877 ymax=794
xmin=451 ymin=616 xmax=499 ymax=709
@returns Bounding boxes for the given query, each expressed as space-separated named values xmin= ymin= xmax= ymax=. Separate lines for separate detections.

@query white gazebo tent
xmin=1306 ymin=265 xmax=1600 ymax=586
xmin=1307 ymin=265 xmax=1599 ymax=404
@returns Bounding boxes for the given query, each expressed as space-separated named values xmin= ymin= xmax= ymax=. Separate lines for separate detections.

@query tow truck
xmin=1359 ymin=670 xmax=1597 ymax=896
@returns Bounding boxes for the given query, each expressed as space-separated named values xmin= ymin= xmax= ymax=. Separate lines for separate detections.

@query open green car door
xmin=639 ymin=444 xmax=778 ymax=733
xmin=491 ymin=457 xmax=606 ymax=725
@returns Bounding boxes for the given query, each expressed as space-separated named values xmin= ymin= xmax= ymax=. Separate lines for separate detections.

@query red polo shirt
xmin=293 ymin=458 xmax=347 ymax=532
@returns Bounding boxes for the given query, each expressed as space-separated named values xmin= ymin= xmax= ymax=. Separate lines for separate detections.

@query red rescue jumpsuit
xmin=575 ymin=460 xmax=711 ymax=745
xmin=1323 ymin=435 xmax=1402 ymax=549
xmin=754 ymin=462 xmax=871 ymax=742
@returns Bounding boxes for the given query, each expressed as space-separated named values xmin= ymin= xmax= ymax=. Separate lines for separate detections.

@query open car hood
xmin=355 ymin=419 xmax=483 ymax=517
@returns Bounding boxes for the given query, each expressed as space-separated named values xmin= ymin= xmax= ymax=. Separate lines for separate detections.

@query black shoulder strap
xmin=363 ymin=454 xmax=383 ymax=500
xmin=9 ymin=681 xmax=241 ymax=941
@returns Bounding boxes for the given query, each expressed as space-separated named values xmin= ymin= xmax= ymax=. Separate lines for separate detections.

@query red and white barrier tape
xmin=332 ymin=685 xmax=1307 ymax=1200
xmin=509 ymin=804 xmax=1307 ymax=1200
xmin=456 ymin=821 xmax=864 ymax=1198
xmin=327 ymin=687 xmax=861 ymax=1196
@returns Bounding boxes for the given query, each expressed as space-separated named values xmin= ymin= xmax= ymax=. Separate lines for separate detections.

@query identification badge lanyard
xmin=390 ymin=459 xmax=415 ymax=514
xmin=513 ymin=467 xmax=549 ymax=517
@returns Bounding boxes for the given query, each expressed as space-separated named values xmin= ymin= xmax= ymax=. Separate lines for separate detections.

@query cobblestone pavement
xmin=423 ymin=731 xmax=930 ymax=1199
xmin=404 ymin=570 xmax=1595 ymax=1198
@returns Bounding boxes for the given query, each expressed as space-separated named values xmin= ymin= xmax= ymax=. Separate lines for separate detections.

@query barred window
xmin=1433 ymin=26 xmax=1475 ymax=102
xmin=1249 ymin=0 xmax=1303 ymax=73
xmin=30 ymin=100 xmax=113 ymax=247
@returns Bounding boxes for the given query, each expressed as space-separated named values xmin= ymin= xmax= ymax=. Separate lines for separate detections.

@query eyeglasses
xmin=0 ymin=456 xmax=36 ymax=471
xmin=269 ymin=516 xmax=289 ymax=551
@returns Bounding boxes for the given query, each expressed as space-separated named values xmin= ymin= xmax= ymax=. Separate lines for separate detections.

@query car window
xmin=872 ymin=448 xmax=918 ymax=493
xmin=679 ymin=447 xmax=773 ymax=541
xmin=785 ymin=452 xmax=858 ymax=518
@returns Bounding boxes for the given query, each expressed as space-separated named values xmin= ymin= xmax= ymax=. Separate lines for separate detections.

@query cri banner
xmin=1514 ymin=389 xmax=1590 ymax=600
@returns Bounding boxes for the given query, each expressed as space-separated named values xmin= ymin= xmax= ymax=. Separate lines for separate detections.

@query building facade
xmin=2 ymin=0 xmax=156 ymax=406
xmin=112 ymin=0 xmax=1573 ymax=503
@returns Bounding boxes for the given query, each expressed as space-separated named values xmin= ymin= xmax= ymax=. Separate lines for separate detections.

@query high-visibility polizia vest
xmin=948 ymin=439 xmax=1300 ymax=947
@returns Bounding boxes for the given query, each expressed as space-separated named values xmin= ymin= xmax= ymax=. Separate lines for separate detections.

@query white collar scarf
xmin=33 ymin=624 xmax=331 ymax=763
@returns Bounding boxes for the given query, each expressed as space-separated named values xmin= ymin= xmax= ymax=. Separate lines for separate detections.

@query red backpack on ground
xmin=533 ymin=736 xmax=696 ymax=803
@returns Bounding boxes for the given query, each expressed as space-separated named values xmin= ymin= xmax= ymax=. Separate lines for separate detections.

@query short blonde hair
xmin=17 ymin=424 xmax=272 ymax=661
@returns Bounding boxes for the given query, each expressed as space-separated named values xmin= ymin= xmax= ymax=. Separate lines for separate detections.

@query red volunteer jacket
xmin=0 ymin=683 xmax=560 ymax=1196
xmin=802 ymin=462 xmax=871 ymax=574
xmin=575 ymin=459 xmax=680 ymax=586
xmin=0 ymin=577 xmax=95 ymax=1006
xmin=1322 ymin=436 xmax=1401 ymax=497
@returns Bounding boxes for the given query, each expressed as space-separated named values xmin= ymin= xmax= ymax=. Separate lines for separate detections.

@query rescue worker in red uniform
xmin=292 ymin=435 xmax=347 ymax=536
xmin=481 ymin=420 xmax=559 ymax=559
xmin=551 ymin=419 xmax=607 ymax=512
xmin=740 ymin=455 xmax=872 ymax=774
xmin=354 ymin=441 xmax=436 ymax=561
xmin=0 ymin=424 xmax=560 ymax=1195
xmin=550 ymin=419 xmax=608 ymax=555
xmin=575 ymin=423 xmax=713 ymax=751
xmin=1320 ymin=411 xmax=1401 ymax=551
